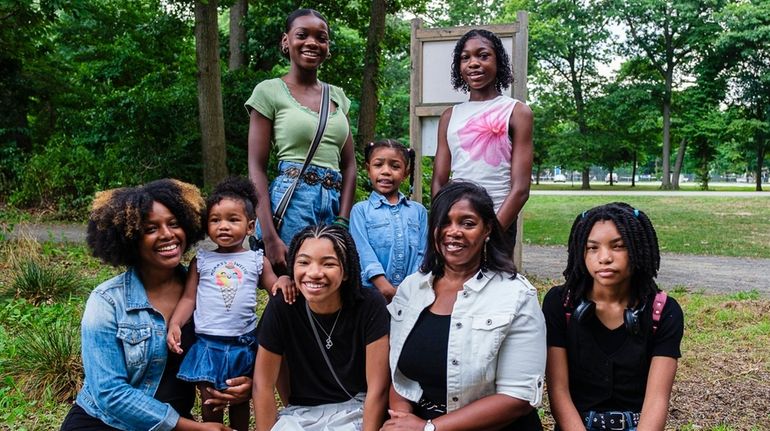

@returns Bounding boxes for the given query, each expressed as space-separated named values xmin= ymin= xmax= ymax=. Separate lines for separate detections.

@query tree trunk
xmin=756 ymin=136 xmax=765 ymax=192
xmin=195 ymin=0 xmax=228 ymax=188
xmin=672 ymin=136 xmax=686 ymax=190
xmin=356 ymin=0 xmax=387 ymax=148
xmin=228 ymin=0 xmax=247 ymax=71
xmin=661 ymin=75 xmax=673 ymax=189
xmin=581 ymin=167 xmax=590 ymax=189
xmin=609 ymin=167 xmax=614 ymax=186
xmin=631 ymin=151 xmax=637 ymax=187
xmin=535 ymin=164 xmax=541 ymax=185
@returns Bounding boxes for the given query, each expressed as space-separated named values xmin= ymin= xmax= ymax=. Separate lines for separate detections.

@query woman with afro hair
xmin=60 ymin=179 xmax=251 ymax=431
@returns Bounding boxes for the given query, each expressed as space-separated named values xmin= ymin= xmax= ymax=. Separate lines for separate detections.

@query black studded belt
xmin=582 ymin=411 xmax=640 ymax=430
xmin=281 ymin=166 xmax=342 ymax=192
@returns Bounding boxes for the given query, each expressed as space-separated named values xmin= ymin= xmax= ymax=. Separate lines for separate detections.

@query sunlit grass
xmin=522 ymin=195 xmax=770 ymax=258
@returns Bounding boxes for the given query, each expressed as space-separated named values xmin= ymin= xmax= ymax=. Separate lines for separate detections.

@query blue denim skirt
xmin=256 ymin=160 xmax=342 ymax=245
xmin=176 ymin=330 xmax=257 ymax=390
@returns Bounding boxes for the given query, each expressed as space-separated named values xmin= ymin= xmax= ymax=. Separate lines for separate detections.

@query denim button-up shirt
xmin=388 ymin=270 xmax=546 ymax=412
xmin=350 ymin=191 xmax=428 ymax=288
xmin=76 ymin=268 xmax=181 ymax=431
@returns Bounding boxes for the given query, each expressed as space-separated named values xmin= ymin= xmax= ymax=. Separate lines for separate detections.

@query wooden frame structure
xmin=409 ymin=12 xmax=530 ymax=269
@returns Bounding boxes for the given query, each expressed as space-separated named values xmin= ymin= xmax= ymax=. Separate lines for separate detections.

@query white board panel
xmin=421 ymin=38 xmax=514 ymax=104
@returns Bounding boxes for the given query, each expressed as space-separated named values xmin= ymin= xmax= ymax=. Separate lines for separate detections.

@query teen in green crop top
xmin=245 ymin=8 xmax=356 ymax=274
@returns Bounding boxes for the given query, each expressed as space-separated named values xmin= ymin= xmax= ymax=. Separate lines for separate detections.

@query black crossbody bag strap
xmin=304 ymin=301 xmax=355 ymax=399
xmin=272 ymin=82 xmax=331 ymax=231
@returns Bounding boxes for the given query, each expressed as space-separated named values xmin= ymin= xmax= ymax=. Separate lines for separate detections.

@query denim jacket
xmin=75 ymin=268 xmax=181 ymax=431
xmin=388 ymin=270 xmax=546 ymax=412
xmin=350 ymin=191 xmax=428 ymax=288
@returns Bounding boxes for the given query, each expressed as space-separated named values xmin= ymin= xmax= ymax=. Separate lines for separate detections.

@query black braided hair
xmin=87 ymin=179 xmax=206 ymax=267
xmin=561 ymin=202 xmax=661 ymax=308
xmin=364 ymin=139 xmax=416 ymax=194
xmin=286 ymin=224 xmax=364 ymax=307
xmin=451 ymin=29 xmax=513 ymax=94
xmin=420 ymin=180 xmax=516 ymax=278
xmin=206 ymin=176 xmax=258 ymax=221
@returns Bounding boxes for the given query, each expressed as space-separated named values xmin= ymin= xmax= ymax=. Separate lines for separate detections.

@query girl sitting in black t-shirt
xmin=542 ymin=203 xmax=684 ymax=431
xmin=253 ymin=225 xmax=390 ymax=431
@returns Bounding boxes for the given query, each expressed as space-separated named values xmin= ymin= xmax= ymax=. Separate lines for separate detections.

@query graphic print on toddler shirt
xmin=213 ymin=261 xmax=244 ymax=311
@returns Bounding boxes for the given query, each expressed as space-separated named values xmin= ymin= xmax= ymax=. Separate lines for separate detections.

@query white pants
xmin=272 ymin=394 xmax=365 ymax=431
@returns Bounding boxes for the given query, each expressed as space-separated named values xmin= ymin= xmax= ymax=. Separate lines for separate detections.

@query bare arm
xmin=383 ymin=395 xmax=531 ymax=431
xmin=260 ymin=257 xmax=296 ymax=304
xmin=338 ymin=128 xmax=357 ymax=219
xmin=166 ymin=258 xmax=199 ymax=354
xmin=637 ymin=356 xmax=678 ymax=431
xmin=253 ymin=346 xmax=282 ymax=431
xmin=388 ymin=384 xmax=414 ymax=414
xmin=247 ymin=109 xmax=288 ymax=273
xmin=496 ymin=102 xmax=533 ymax=230
xmin=545 ymin=346 xmax=585 ymax=431
xmin=431 ymin=108 xmax=453 ymax=197
xmin=362 ymin=335 xmax=390 ymax=431
xmin=370 ymin=276 xmax=397 ymax=303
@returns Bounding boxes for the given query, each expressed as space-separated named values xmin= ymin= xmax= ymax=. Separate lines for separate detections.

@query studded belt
xmin=583 ymin=411 xmax=640 ymax=430
xmin=281 ymin=166 xmax=342 ymax=192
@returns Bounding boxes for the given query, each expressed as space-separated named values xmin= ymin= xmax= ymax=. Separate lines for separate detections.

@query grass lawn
xmin=523 ymin=195 xmax=770 ymax=258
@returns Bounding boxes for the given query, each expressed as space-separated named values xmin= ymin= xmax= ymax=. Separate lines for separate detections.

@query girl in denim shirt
xmin=166 ymin=177 xmax=295 ymax=430
xmin=350 ymin=140 xmax=428 ymax=303
xmin=60 ymin=179 xmax=251 ymax=431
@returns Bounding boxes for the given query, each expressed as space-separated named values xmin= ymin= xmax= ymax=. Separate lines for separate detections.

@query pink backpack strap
xmin=651 ymin=291 xmax=668 ymax=334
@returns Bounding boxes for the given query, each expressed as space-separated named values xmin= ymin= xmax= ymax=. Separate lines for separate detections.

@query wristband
xmin=333 ymin=216 xmax=350 ymax=229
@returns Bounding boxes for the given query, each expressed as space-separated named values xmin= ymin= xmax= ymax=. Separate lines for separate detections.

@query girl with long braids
xmin=542 ymin=203 xmax=684 ymax=431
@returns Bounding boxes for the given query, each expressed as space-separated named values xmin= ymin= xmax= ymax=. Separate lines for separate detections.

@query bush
xmin=8 ymin=260 xmax=83 ymax=305
xmin=1 ymin=316 xmax=82 ymax=403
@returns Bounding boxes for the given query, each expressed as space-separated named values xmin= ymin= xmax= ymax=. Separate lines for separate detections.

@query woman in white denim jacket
xmin=60 ymin=179 xmax=251 ymax=431
xmin=383 ymin=181 xmax=546 ymax=431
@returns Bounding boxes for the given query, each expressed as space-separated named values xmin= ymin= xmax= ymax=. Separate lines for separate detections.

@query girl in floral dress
xmin=431 ymin=29 xmax=533 ymax=244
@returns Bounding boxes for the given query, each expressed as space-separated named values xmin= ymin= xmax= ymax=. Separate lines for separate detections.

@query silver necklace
xmin=309 ymin=305 xmax=342 ymax=349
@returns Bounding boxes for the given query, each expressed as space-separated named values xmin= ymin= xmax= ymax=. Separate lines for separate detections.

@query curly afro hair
xmin=206 ymin=176 xmax=258 ymax=220
xmin=451 ymin=29 xmax=513 ymax=94
xmin=87 ymin=179 xmax=206 ymax=267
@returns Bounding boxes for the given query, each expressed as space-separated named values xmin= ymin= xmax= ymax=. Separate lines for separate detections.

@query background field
xmin=522 ymin=195 xmax=770 ymax=258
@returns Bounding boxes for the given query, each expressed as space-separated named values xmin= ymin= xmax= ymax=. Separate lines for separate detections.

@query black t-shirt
xmin=542 ymin=285 xmax=684 ymax=412
xmin=542 ymin=285 xmax=683 ymax=357
xmin=398 ymin=309 xmax=451 ymax=406
xmin=258 ymin=288 xmax=389 ymax=406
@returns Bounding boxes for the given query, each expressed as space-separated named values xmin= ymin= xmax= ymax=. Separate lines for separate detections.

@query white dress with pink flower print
xmin=447 ymin=95 xmax=519 ymax=211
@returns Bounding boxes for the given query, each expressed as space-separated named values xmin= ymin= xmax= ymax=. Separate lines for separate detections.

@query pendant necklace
xmin=309 ymin=306 xmax=342 ymax=349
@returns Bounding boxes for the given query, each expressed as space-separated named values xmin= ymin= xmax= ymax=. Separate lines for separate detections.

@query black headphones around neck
xmin=572 ymin=298 xmax=646 ymax=336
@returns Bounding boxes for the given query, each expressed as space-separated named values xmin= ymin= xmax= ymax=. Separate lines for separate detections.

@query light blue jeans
xmin=257 ymin=160 xmax=341 ymax=246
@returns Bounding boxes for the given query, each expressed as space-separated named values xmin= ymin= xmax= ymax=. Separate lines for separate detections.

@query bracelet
xmin=333 ymin=216 xmax=350 ymax=229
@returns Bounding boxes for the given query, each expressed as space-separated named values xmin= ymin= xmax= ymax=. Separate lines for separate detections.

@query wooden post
xmin=410 ymin=18 xmax=423 ymax=203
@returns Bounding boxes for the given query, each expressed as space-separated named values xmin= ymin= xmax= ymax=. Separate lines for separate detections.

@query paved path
xmin=522 ymin=244 xmax=770 ymax=296
xmin=5 ymin=223 xmax=769 ymax=296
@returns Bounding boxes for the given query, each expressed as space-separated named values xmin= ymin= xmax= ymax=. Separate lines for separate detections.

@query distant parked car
xmin=554 ymin=174 xmax=567 ymax=183
xmin=605 ymin=173 xmax=618 ymax=182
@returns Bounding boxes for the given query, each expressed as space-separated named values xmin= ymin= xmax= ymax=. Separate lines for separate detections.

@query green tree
xmin=609 ymin=0 xmax=724 ymax=189
xmin=529 ymin=0 xmax=610 ymax=189
xmin=716 ymin=0 xmax=770 ymax=191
